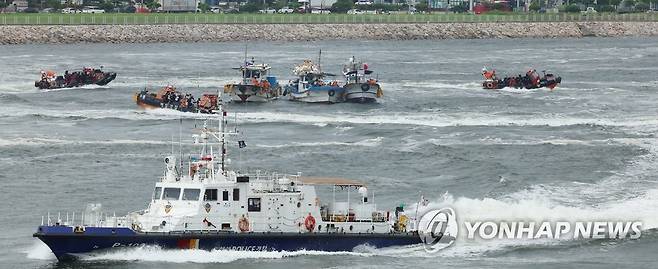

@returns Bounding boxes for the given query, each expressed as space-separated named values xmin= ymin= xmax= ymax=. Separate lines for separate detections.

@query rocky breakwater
xmin=0 ymin=22 xmax=657 ymax=44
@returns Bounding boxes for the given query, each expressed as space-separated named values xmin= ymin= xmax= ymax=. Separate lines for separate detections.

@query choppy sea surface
xmin=1 ymin=37 xmax=658 ymax=269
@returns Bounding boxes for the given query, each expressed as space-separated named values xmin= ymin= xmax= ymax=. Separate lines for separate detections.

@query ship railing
xmin=235 ymin=170 xmax=302 ymax=182
xmin=40 ymin=211 xmax=129 ymax=228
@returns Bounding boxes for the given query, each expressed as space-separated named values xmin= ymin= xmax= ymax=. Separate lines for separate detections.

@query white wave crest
xmin=255 ymin=137 xmax=383 ymax=149
xmin=405 ymin=137 xmax=658 ymax=257
xmin=23 ymin=240 xmax=56 ymax=260
xmin=2 ymin=104 xmax=658 ymax=130
xmin=0 ymin=137 xmax=169 ymax=147
xmin=238 ymin=111 xmax=658 ymax=128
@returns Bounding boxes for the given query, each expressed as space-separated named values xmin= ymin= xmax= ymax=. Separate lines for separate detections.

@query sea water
xmin=1 ymin=37 xmax=658 ymax=268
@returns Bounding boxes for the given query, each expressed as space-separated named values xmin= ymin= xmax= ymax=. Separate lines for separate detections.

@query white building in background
xmin=309 ymin=0 xmax=337 ymax=8
xmin=159 ymin=0 xmax=200 ymax=12
xmin=60 ymin=0 xmax=84 ymax=5
xmin=11 ymin=0 xmax=28 ymax=11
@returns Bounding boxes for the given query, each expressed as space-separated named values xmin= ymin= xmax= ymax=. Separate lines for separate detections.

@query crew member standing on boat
xmin=482 ymin=67 xmax=496 ymax=80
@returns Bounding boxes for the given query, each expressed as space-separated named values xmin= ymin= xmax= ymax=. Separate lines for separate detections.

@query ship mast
xmin=318 ymin=49 xmax=322 ymax=74
xmin=219 ymin=96 xmax=227 ymax=174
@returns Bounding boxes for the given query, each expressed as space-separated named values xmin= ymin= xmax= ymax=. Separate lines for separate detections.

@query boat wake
xmin=110 ymin=76 xmax=235 ymax=89
xmin=41 ymin=84 xmax=112 ymax=92
xmin=386 ymin=81 xmax=482 ymax=92
xmin=0 ymin=107 xmax=220 ymax=122
xmin=4 ymin=105 xmax=658 ymax=130
xmin=409 ymin=137 xmax=658 ymax=257
xmin=237 ymin=111 xmax=658 ymax=129
xmin=76 ymin=245 xmax=374 ymax=263
xmin=23 ymin=240 xmax=56 ymax=260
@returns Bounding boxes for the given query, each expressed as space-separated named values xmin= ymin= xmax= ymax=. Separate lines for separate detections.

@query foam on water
xmin=3 ymin=105 xmax=656 ymax=129
xmin=408 ymin=137 xmax=658 ymax=256
xmin=23 ymin=240 xmax=56 ymax=260
xmin=0 ymin=106 xmax=221 ymax=121
xmin=77 ymin=245 xmax=373 ymax=263
xmin=0 ymin=137 xmax=169 ymax=147
xmin=39 ymin=84 xmax=112 ymax=93
xmin=254 ymin=137 xmax=383 ymax=149
xmin=111 ymin=76 xmax=235 ymax=89
xmin=386 ymin=81 xmax=482 ymax=92
xmin=408 ymin=187 xmax=658 ymax=257
xmin=237 ymin=111 xmax=658 ymax=129
xmin=411 ymin=137 xmax=603 ymax=148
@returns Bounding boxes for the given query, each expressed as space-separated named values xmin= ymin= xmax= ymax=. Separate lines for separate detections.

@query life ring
xmin=328 ymin=90 xmax=335 ymax=97
xmin=361 ymin=83 xmax=370 ymax=92
xmin=238 ymin=216 xmax=250 ymax=232
xmin=304 ymin=214 xmax=316 ymax=232
xmin=485 ymin=81 xmax=494 ymax=89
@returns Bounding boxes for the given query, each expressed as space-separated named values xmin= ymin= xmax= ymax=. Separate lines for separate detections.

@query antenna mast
xmin=318 ymin=49 xmax=322 ymax=74
xmin=220 ymin=99 xmax=227 ymax=173
xmin=179 ymin=117 xmax=183 ymax=175
xmin=243 ymin=44 xmax=248 ymax=80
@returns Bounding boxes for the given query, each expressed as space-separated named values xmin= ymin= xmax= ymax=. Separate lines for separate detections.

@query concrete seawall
xmin=1 ymin=22 xmax=657 ymax=44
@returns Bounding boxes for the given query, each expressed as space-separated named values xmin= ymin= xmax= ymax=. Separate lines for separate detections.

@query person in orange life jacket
xmin=482 ymin=67 xmax=496 ymax=80
xmin=528 ymin=69 xmax=540 ymax=86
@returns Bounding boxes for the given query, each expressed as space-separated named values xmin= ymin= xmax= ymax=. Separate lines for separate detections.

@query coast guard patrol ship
xmin=33 ymin=97 xmax=421 ymax=260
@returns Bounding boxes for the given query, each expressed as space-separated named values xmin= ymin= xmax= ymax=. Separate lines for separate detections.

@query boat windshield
xmin=182 ymin=189 xmax=200 ymax=201
xmin=163 ymin=188 xmax=181 ymax=200
xmin=244 ymin=70 xmax=262 ymax=79
xmin=153 ymin=187 xmax=162 ymax=200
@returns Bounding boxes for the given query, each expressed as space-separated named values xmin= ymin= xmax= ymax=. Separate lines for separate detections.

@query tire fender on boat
xmin=328 ymin=90 xmax=335 ymax=97
xmin=485 ymin=81 xmax=494 ymax=89
xmin=361 ymin=83 xmax=370 ymax=92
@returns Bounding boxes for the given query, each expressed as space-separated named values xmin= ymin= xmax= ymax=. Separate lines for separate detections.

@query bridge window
xmin=248 ymin=198 xmax=261 ymax=212
xmin=163 ymin=188 xmax=181 ymax=200
xmin=233 ymin=188 xmax=240 ymax=201
xmin=182 ymin=189 xmax=200 ymax=201
xmin=222 ymin=190 xmax=229 ymax=201
xmin=204 ymin=189 xmax=218 ymax=201
xmin=153 ymin=187 xmax=162 ymax=200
